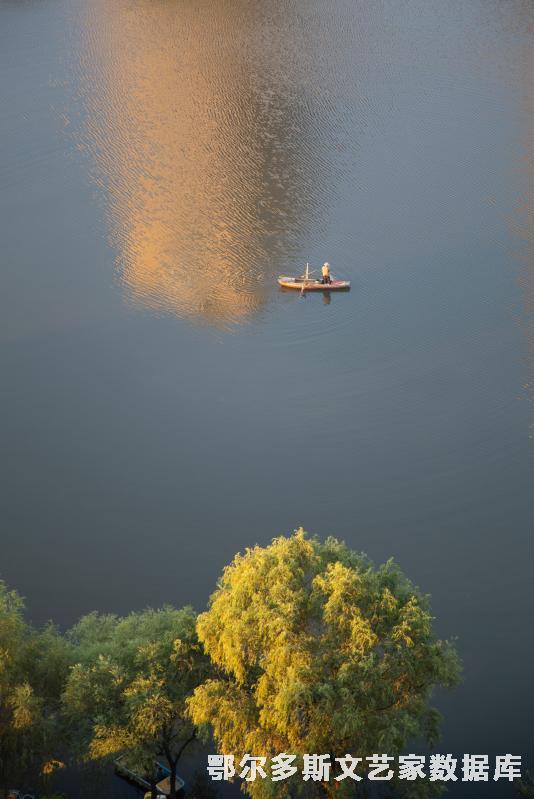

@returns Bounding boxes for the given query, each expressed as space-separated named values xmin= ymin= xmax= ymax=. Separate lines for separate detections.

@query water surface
xmin=1 ymin=1 xmax=532 ymax=795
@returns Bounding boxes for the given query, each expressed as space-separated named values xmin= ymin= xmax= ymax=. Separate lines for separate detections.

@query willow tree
xmin=188 ymin=530 xmax=460 ymax=799
xmin=0 ymin=581 xmax=71 ymax=792
xmin=63 ymin=606 xmax=210 ymax=799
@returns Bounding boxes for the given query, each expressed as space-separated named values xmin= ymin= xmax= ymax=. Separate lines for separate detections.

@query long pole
xmin=301 ymin=262 xmax=309 ymax=296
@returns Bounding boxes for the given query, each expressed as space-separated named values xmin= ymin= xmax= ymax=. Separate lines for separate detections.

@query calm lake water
xmin=1 ymin=0 xmax=532 ymax=795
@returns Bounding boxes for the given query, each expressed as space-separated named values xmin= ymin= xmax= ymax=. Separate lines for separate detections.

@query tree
xmin=188 ymin=529 xmax=461 ymax=798
xmin=63 ymin=606 xmax=210 ymax=799
xmin=0 ymin=581 xmax=71 ymax=794
xmin=517 ymin=773 xmax=534 ymax=798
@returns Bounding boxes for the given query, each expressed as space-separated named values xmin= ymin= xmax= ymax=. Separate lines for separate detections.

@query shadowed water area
xmin=0 ymin=0 xmax=533 ymax=795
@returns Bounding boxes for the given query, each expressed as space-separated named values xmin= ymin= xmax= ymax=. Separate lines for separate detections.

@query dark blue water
xmin=1 ymin=1 xmax=532 ymax=796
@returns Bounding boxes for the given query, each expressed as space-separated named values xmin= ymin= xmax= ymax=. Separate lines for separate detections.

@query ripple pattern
xmin=67 ymin=0 xmax=533 ymax=335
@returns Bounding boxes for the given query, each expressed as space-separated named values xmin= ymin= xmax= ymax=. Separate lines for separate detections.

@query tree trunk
xmin=164 ymin=730 xmax=196 ymax=798
xmin=169 ymin=760 xmax=178 ymax=799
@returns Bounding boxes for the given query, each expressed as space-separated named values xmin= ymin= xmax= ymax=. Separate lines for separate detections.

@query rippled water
xmin=1 ymin=0 xmax=533 ymax=795
xmin=74 ymin=0 xmax=361 ymax=324
xmin=69 ymin=0 xmax=533 ymax=330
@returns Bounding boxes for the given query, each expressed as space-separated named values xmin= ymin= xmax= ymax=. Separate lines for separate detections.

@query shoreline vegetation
xmin=0 ymin=529 xmax=461 ymax=799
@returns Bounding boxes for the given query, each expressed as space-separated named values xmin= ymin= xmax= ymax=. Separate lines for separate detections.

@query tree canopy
xmin=63 ymin=606 xmax=210 ymax=799
xmin=0 ymin=581 xmax=71 ymax=792
xmin=188 ymin=529 xmax=461 ymax=798
xmin=0 ymin=530 xmax=462 ymax=798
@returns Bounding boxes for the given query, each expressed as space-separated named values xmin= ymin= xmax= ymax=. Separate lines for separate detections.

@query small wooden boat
xmin=278 ymin=276 xmax=350 ymax=291
xmin=278 ymin=263 xmax=350 ymax=292
xmin=114 ymin=756 xmax=185 ymax=796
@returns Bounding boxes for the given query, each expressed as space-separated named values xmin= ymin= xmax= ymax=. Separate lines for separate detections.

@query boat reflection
xmin=76 ymin=0 xmax=323 ymax=326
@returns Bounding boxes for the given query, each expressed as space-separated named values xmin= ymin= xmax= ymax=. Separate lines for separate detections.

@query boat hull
xmin=278 ymin=277 xmax=350 ymax=291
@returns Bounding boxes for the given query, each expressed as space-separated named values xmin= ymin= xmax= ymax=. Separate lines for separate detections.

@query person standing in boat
xmin=321 ymin=262 xmax=332 ymax=284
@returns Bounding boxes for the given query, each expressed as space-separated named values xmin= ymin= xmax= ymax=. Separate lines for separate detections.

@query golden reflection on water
xmin=77 ymin=0 xmax=322 ymax=326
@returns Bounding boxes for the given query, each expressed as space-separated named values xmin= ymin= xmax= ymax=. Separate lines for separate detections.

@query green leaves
xmin=189 ymin=529 xmax=461 ymax=799
xmin=0 ymin=530 xmax=461 ymax=799
xmin=63 ymin=605 xmax=210 ymax=795
xmin=9 ymin=682 xmax=42 ymax=730
xmin=0 ymin=581 xmax=72 ymax=790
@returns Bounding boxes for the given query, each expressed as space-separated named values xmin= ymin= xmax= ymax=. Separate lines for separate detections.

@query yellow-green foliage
xmin=0 ymin=582 xmax=72 ymax=788
xmin=64 ymin=606 xmax=210 ymax=787
xmin=189 ymin=529 xmax=460 ymax=798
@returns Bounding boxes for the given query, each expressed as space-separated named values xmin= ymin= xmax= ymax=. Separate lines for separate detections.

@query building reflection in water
xmin=76 ymin=0 xmax=328 ymax=326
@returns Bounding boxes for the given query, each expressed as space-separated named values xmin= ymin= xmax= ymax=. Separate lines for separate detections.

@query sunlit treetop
xmin=188 ymin=529 xmax=461 ymax=798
